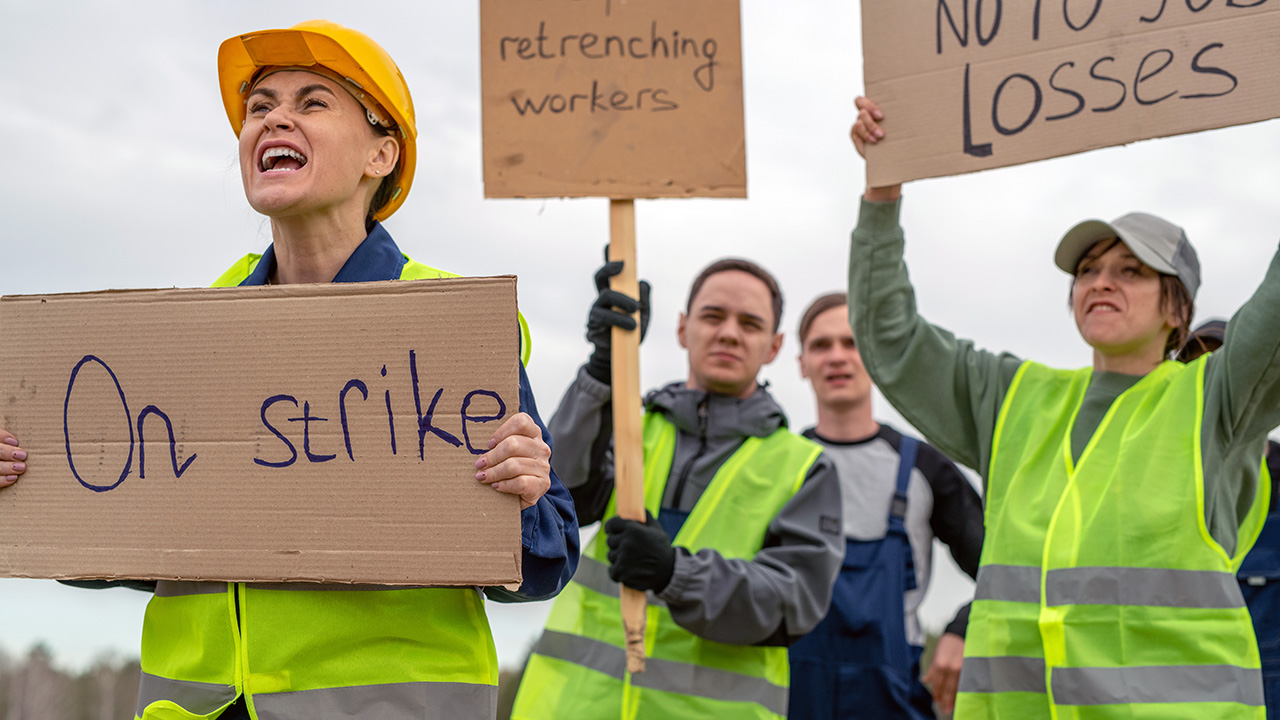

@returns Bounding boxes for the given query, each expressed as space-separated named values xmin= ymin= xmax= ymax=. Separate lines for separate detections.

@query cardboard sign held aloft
xmin=862 ymin=0 xmax=1280 ymax=186
xmin=0 ymin=278 xmax=522 ymax=586
xmin=480 ymin=0 xmax=746 ymax=198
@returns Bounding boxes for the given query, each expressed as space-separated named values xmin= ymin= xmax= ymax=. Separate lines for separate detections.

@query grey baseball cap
xmin=1055 ymin=212 xmax=1201 ymax=299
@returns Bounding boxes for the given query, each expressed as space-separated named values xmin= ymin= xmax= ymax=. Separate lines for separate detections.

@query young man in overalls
xmin=789 ymin=292 xmax=986 ymax=719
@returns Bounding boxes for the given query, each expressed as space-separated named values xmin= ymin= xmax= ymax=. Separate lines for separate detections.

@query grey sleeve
xmin=1204 ymin=244 xmax=1280 ymax=444
xmin=1201 ymin=244 xmax=1280 ymax=556
xmin=849 ymin=197 xmax=1024 ymax=480
xmin=655 ymin=454 xmax=844 ymax=646
xmin=548 ymin=366 xmax=617 ymax=526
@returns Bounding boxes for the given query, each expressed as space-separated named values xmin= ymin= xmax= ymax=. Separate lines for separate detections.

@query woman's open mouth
xmin=260 ymin=146 xmax=309 ymax=173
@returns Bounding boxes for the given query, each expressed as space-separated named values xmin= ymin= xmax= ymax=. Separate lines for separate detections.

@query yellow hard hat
xmin=217 ymin=20 xmax=417 ymax=221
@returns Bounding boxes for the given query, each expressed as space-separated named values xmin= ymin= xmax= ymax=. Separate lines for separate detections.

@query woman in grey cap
xmin=845 ymin=96 xmax=1278 ymax=720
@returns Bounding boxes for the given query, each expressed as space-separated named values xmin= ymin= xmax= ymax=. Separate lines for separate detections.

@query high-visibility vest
xmin=956 ymin=358 xmax=1269 ymax=720
xmin=135 ymin=253 xmax=519 ymax=720
xmin=513 ymin=412 xmax=823 ymax=720
xmin=210 ymin=252 xmax=532 ymax=367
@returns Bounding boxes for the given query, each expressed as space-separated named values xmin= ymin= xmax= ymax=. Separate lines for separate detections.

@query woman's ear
xmin=367 ymin=136 xmax=399 ymax=179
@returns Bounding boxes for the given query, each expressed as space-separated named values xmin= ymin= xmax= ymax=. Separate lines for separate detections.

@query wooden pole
xmin=608 ymin=198 xmax=647 ymax=674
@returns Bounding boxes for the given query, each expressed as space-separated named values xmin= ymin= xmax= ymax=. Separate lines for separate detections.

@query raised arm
xmin=848 ymin=97 xmax=1022 ymax=478
xmin=1205 ymin=244 xmax=1280 ymax=444
xmin=1198 ymin=244 xmax=1280 ymax=557
xmin=548 ymin=257 xmax=651 ymax=526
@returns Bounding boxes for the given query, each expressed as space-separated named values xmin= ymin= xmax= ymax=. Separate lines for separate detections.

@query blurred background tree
xmin=0 ymin=646 xmax=138 ymax=719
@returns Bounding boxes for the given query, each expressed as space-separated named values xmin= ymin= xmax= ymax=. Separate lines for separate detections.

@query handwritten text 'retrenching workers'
xmin=497 ymin=19 xmax=721 ymax=116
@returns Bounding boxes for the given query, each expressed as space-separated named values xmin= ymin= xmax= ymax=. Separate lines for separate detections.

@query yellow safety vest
xmin=135 ymin=253 xmax=522 ymax=720
xmin=210 ymin=253 xmax=531 ymax=367
xmin=956 ymin=358 xmax=1269 ymax=720
xmin=512 ymin=412 xmax=823 ymax=720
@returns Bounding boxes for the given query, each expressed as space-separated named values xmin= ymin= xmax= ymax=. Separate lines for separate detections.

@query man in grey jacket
xmin=512 ymin=258 xmax=845 ymax=719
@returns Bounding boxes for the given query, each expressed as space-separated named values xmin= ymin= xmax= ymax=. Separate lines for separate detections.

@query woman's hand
xmin=851 ymin=96 xmax=886 ymax=158
xmin=475 ymin=412 xmax=551 ymax=510
xmin=0 ymin=429 xmax=27 ymax=488
xmin=850 ymin=96 xmax=902 ymax=202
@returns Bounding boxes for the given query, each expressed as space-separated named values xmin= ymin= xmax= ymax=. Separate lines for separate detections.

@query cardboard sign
xmin=862 ymin=0 xmax=1280 ymax=186
xmin=480 ymin=0 xmax=746 ymax=198
xmin=0 ymin=278 xmax=522 ymax=586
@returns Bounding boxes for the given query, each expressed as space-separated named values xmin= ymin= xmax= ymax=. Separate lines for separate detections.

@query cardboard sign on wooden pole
xmin=862 ymin=0 xmax=1280 ymax=186
xmin=480 ymin=0 xmax=747 ymax=673
xmin=480 ymin=0 xmax=746 ymax=198
xmin=0 ymin=278 xmax=522 ymax=587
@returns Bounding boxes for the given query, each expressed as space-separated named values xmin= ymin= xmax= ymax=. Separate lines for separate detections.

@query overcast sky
xmin=1 ymin=1 xmax=1277 ymax=670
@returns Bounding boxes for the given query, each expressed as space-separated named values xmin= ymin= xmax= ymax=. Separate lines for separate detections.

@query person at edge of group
xmin=0 ymin=20 xmax=580 ymax=720
xmin=1179 ymin=319 xmax=1280 ymax=718
xmin=789 ymin=291 xmax=985 ymax=720
xmin=511 ymin=257 xmax=846 ymax=719
xmin=848 ymin=94 xmax=1279 ymax=719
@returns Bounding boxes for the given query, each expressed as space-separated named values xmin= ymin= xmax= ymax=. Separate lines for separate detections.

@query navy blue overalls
xmin=1239 ymin=443 xmax=1280 ymax=718
xmin=788 ymin=435 xmax=935 ymax=720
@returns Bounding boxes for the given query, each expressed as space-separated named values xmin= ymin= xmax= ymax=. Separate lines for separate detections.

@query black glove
xmin=585 ymin=254 xmax=651 ymax=384
xmin=605 ymin=511 xmax=675 ymax=593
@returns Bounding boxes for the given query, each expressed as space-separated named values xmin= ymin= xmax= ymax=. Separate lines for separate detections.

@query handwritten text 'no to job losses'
xmin=937 ymin=0 xmax=1262 ymax=158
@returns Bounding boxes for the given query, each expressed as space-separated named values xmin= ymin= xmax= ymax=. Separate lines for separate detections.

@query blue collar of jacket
xmin=239 ymin=222 xmax=409 ymax=286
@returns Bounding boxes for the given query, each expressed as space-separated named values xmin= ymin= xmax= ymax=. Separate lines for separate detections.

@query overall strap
xmin=891 ymin=435 xmax=919 ymax=522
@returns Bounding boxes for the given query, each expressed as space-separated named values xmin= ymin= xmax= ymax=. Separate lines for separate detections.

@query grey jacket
xmin=550 ymin=366 xmax=844 ymax=646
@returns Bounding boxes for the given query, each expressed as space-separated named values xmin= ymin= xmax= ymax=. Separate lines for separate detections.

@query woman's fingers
xmin=0 ymin=431 xmax=26 ymax=486
xmin=483 ymin=412 xmax=540 ymax=449
xmin=855 ymin=96 xmax=885 ymax=121
xmin=475 ymin=413 xmax=551 ymax=510
xmin=850 ymin=96 xmax=887 ymax=158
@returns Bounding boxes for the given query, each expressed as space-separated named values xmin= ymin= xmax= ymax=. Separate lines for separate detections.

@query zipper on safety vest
xmin=671 ymin=396 xmax=710 ymax=509
xmin=233 ymin=582 xmax=247 ymax=703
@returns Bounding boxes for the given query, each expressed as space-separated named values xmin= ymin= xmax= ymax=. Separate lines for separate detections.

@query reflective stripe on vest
xmin=250 ymin=680 xmax=498 ymax=719
xmin=956 ymin=358 xmax=1267 ymax=719
xmin=136 ymin=672 xmax=236 ymax=717
xmin=513 ymin=412 xmax=822 ymax=720
xmin=957 ymin=656 xmax=1046 ymax=694
xmin=1053 ymin=665 xmax=1265 ymax=706
xmin=957 ymin=658 xmax=1267 ymax=706
xmin=531 ymin=630 xmax=790 ymax=716
xmin=977 ymin=563 xmax=1247 ymax=608
xmin=153 ymin=580 xmax=225 ymax=598
xmin=210 ymin=252 xmax=532 ymax=367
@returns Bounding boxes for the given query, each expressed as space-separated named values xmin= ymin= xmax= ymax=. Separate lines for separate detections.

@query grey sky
xmin=1 ymin=1 xmax=1277 ymax=669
